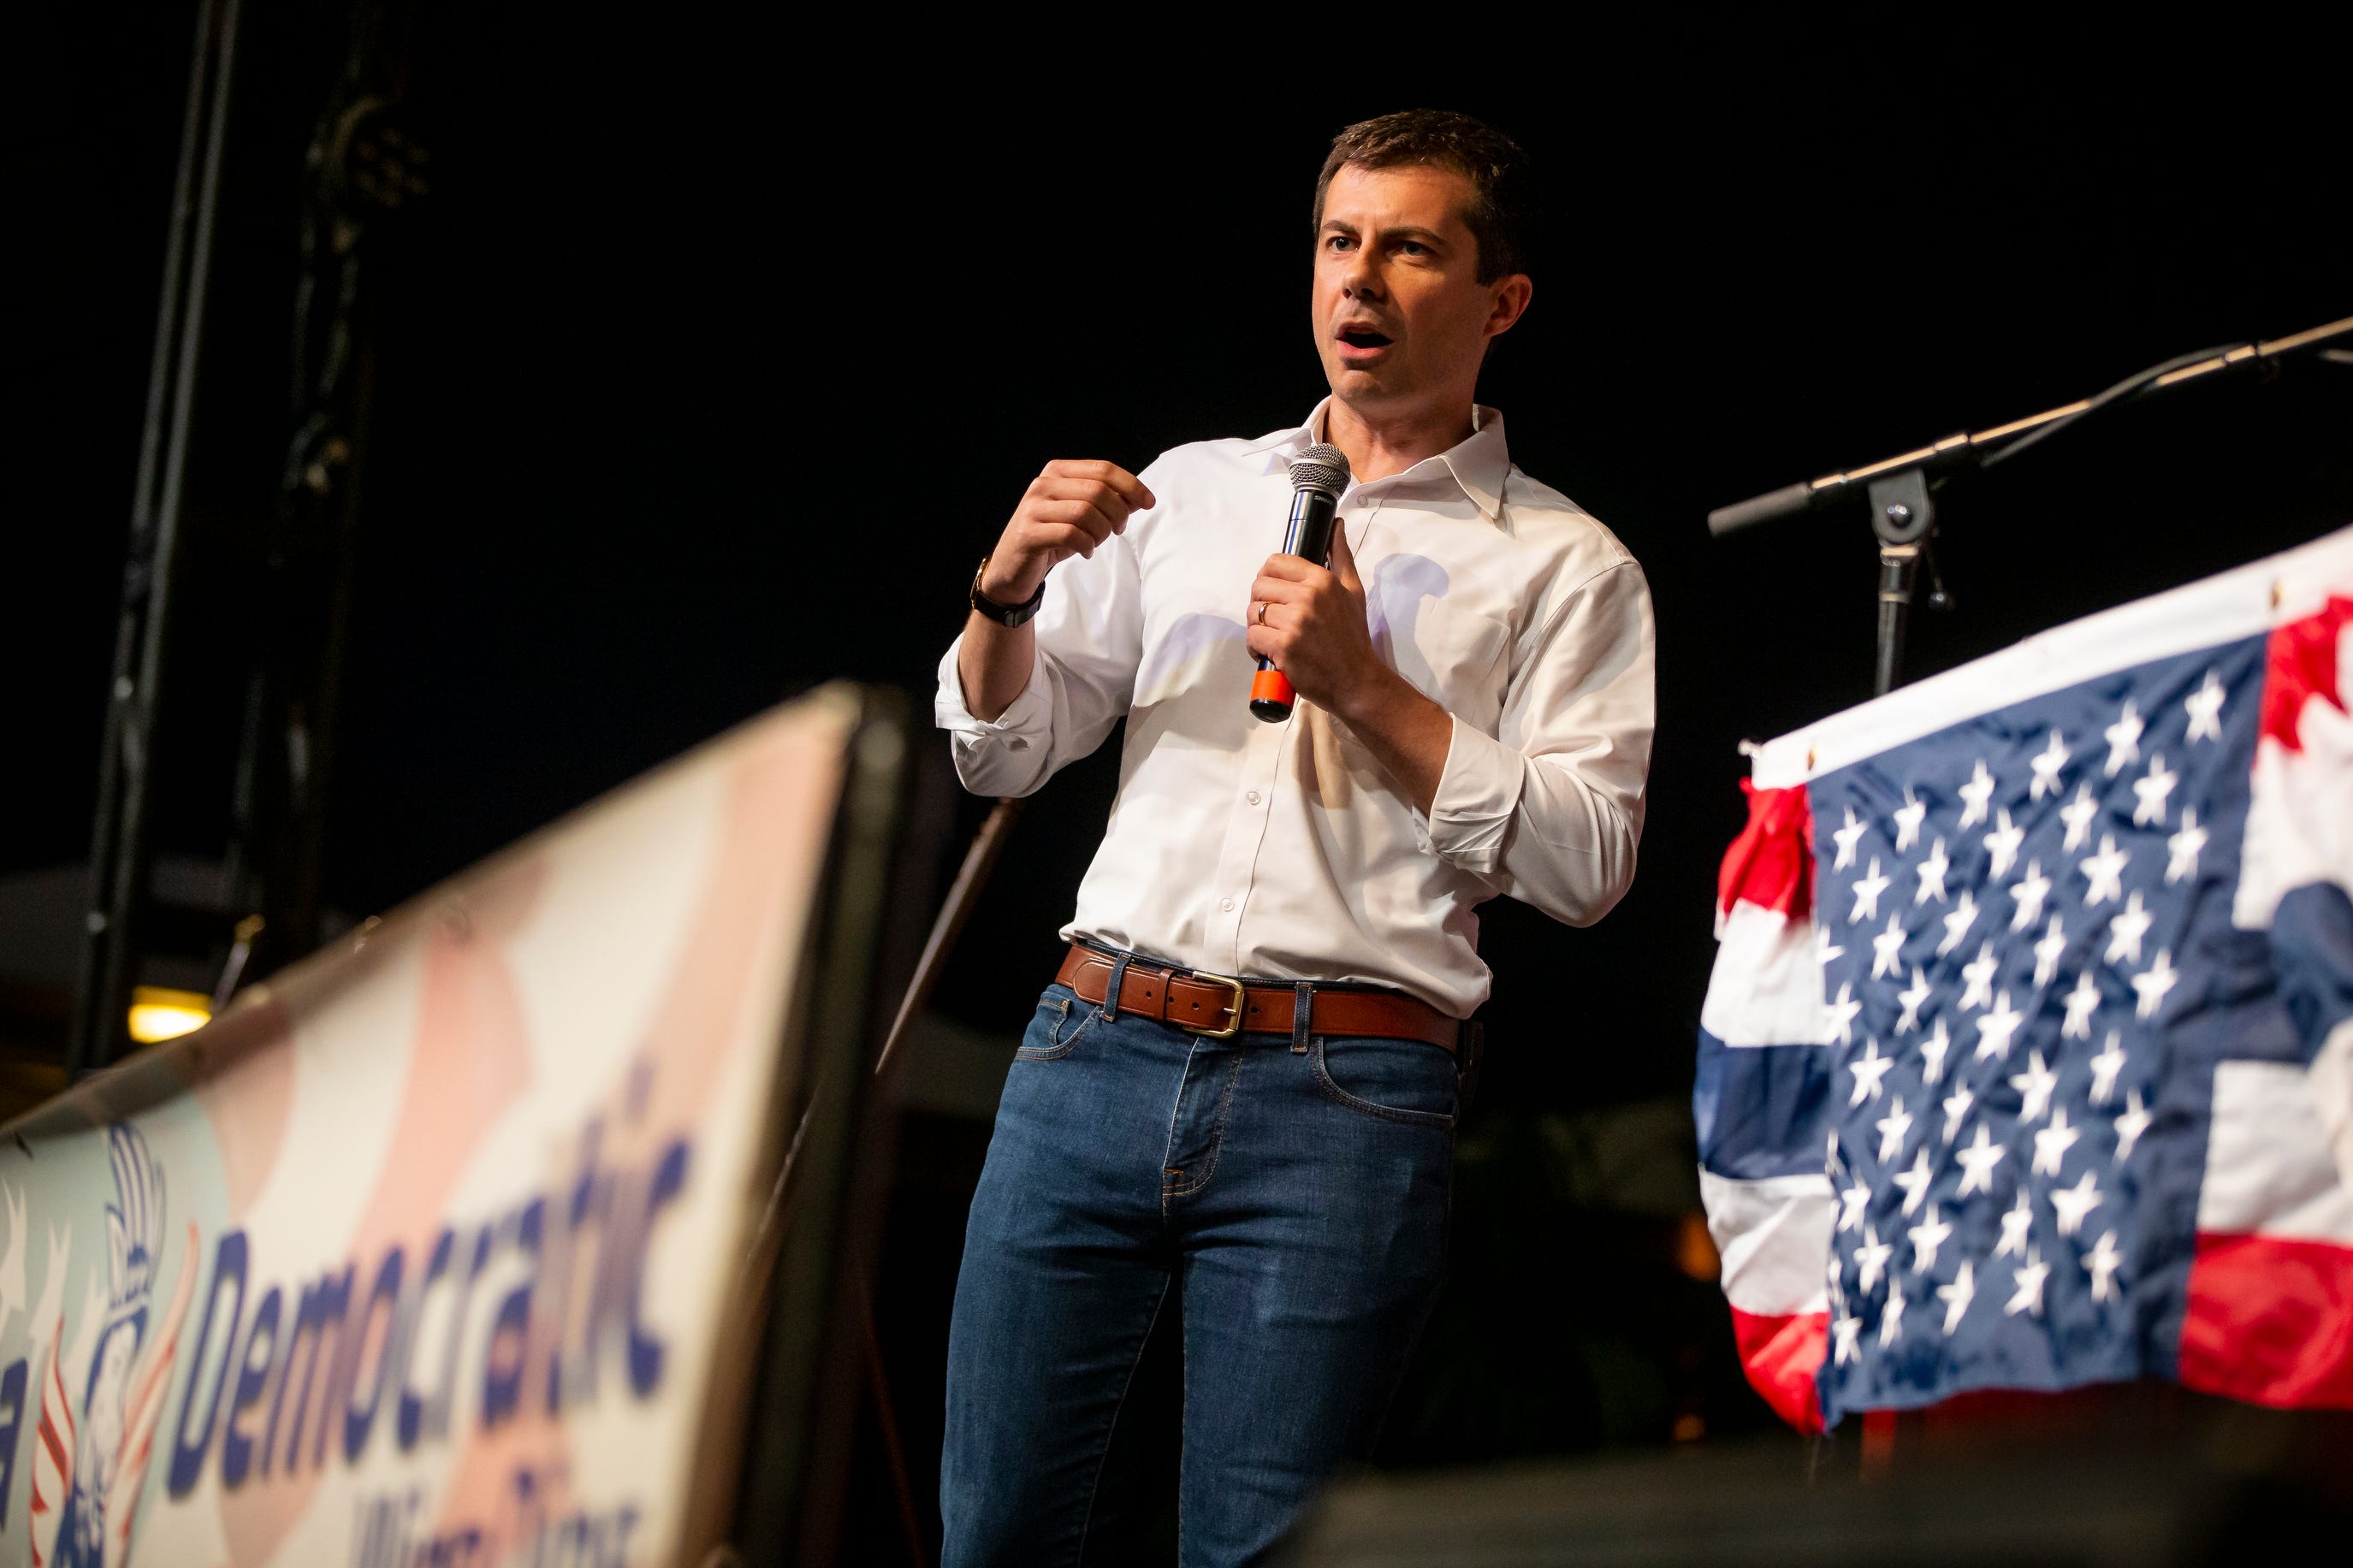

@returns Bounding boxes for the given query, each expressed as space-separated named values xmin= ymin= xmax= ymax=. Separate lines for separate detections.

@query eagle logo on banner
xmin=26 ymin=1126 xmax=197 ymax=1568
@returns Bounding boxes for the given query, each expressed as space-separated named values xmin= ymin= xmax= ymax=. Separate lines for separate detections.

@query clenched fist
xmin=980 ymin=460 xmax=1157 ymax=604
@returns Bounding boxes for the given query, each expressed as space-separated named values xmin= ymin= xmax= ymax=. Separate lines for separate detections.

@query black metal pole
xmin=1865 ymin=470 xmax=1934 ymax=696
xmin=71 ymin=0 xmax=243 ymax=1076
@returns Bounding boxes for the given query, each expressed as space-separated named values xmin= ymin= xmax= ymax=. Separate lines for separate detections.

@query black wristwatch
xmin=969 ymin=555 xmax=1046 ymax=627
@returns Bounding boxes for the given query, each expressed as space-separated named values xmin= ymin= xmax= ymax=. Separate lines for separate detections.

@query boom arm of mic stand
xmin=1708 ymin=481 xmax=1824 ymax=536
xmin=1707 ymin=314 xmax=2353 ymax=539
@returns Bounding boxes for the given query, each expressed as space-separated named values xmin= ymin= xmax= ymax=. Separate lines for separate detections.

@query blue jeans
xmin=941 ymin=968 xmax=1457 ymax=1567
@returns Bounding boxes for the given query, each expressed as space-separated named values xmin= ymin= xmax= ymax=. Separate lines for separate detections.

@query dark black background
xmin=8 ymin=7 xmax=2350 ymax=1541
xmin=15 ymin=17 xmax=2347 ymax=1106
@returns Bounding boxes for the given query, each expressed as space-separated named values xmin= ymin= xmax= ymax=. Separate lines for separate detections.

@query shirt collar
xmin=1255 ymin=399 xmax=1510 ymax=525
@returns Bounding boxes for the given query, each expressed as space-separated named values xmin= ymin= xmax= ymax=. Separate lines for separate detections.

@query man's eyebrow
xmin=1319 ymin=217 xmax=1449 ymax=246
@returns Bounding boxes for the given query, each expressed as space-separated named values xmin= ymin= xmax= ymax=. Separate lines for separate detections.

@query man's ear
xmin=1486 ymin=273 xmax=1533 ymax=340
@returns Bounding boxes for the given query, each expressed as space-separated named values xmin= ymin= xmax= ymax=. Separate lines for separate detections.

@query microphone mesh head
xmin=1289 ymin=443 xmax=1350 ymax=499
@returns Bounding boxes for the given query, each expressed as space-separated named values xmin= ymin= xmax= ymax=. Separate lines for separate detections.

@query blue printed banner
xmin=0 ymin=690 xmax=856 ymax=1566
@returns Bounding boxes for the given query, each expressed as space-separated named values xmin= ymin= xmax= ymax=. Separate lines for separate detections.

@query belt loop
xmin=1100 ymin=950 xmax=1135 ymax=1023
xmin=1291 ymin=981 xmax=1313 ymax=1054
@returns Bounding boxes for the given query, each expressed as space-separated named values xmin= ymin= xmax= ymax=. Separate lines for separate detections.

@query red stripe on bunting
xmin=1729 ymin=1305 xmax=1828 ymax=1434
xmin=2178 ymin=1231 xmax=2353 ymax=1409
xmin=1716 ymin=780 xmax=1814 ymax=921
xmin=2257 ymin=595 xmax=2353 ymax=754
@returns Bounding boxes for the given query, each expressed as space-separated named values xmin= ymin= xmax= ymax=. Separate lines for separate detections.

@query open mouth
xmin=1338 ymin=328 xmax=1394 ymax=351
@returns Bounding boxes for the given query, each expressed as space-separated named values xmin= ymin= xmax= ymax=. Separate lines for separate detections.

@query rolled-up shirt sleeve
xmin=1421 ymin=557 xmax=1655 ymax=926
xmin=933 ymin=503 xmax=1147 ymax=798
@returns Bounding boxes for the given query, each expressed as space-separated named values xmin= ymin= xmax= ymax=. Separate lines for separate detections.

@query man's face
xmin=1311 ymin=163 xmax=1524 ymax=411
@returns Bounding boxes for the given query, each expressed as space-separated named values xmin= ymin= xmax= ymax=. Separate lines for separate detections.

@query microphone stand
xmin=1708 ymin=313 xmax=2353 ymax=695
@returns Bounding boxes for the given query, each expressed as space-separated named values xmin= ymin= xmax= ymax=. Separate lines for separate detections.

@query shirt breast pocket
xmin=1400 ymin=597 xmax=1510 ymax=736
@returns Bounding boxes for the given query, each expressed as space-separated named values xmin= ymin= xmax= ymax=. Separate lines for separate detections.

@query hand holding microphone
xmin=1248 ymin=444 xmax=1372 ymax=723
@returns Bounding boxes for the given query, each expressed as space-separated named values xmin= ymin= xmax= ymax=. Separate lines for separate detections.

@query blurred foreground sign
xmin=0 ymin=687 xmax=884 ymax=1566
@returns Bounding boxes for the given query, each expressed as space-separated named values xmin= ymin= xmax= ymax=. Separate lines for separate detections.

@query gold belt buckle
xmin=1183 ymin=970 xmax=1248 ymax=1038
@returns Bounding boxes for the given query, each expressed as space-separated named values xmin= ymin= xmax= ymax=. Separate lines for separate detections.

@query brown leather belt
xmin=1054 ymin=944 xmax=1458 ymax=1054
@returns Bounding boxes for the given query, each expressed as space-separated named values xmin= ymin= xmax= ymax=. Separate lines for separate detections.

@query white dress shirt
xmin=935 ymin=401 xmax=1654 ymax=1017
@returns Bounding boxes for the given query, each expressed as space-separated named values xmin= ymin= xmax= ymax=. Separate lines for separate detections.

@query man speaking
xmin=934 ymin=109 xmax=1656 ymax=1565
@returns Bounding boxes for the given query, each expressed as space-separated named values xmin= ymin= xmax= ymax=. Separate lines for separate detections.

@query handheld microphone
xmin=1249 ymin=442 xmax=1351 ymax=723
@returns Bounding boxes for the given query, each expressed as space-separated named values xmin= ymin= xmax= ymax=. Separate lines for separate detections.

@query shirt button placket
xmin=1209 ymin=714 xmax=1289 ymax=970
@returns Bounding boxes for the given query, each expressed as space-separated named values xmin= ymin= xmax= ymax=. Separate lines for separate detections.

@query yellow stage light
xmin=127 ymin=985 xmax=212 ymax=1044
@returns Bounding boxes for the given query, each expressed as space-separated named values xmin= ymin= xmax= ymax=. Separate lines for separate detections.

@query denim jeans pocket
xmin=1311 ymin=1035 xmax=1457 ymax=1128
xmin=1013 ymin=985 xmax=1100 ymax=1062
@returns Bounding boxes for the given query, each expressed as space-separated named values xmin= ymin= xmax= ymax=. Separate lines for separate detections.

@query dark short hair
xmin=1313 ymin=109 xmax=1535 ymax=283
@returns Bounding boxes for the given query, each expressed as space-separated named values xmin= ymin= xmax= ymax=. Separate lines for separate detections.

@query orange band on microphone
xmin=1251 ymin=669 xmax=1295 ymax=708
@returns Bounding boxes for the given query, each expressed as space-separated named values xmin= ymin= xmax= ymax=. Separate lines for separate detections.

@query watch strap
xmin=969 ymin=556 xmax=1046 ymax=627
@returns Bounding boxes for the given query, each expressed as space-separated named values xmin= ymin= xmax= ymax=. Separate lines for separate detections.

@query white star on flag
xmin=1876 ymin=1097 xmax=1914 ymax=1163
xmin=2009 ymin=1049 xmax=2059 ymax=1123
xmin=1974 ymin=991 xmax=2024 ymax=1060
xmin=2114 ymin=1089 xmax=2152 ymax=1163
xmin=2183 ymin=670 xmax=2226 ymax=743
xmin=1941 ymin=1080 xmax=1975 ymax=1144
xmin=2035 ymin=914 xmax=2069 ymax=987
xmin=2131 ymin=753 xmax=2178 ymax=826
xmin=2079 ymin=834 xmax=2130 ymax=906
xmin=1938 ymin=891 xmax=1981 ymax=955
xmin=1832 ymin=807 xmax=1867 ymax=870
xmin=1896 ymin=968 xmax=1931 ymax=1033
xmin=1995 ymin=1191 xmax=2035 ymax=1258
xmin=1908 ymin=1204 xmax=1953 ymax=1273
xmin=2011 ymin=860 xmax=2053 ymax=931
xmin=2103 ymin=700 xmax=2143 ymax=777
xmin=1872 ymin=914 xmax=1907 ymax=979
xmin=1827 ymin=981 xmax=1864 ymax=1044
xmin=1958 ymin=760 xmax=1996 ymax=828
xmin=2132 ymin=949 xmax=2178 ymax=1019
xmin=1959 ymin=942 xmax=1998 ymax=1010
xmin=1938 ymin=1259 xmax=1977 ymax=1334
xmin=1849 ymin=857 xmax=1891 ymax=923
xmin=1893 ymin=791 xmax=1927 ymax=852
xmin=2085 ymin=1230 xmax=2124 ymax=1302
xmin=2030 ymin=730 xmax=2069 ymax=799
xmin=2089 ymin=1033 xmax=2126 ymax=1105
xmin=1983 ymin=808 xmax=2024 ymax=879
xmin=1834 ymin=1309 xmax=1863 ymax=1364
xmin=2166 ymin=809 xmax=2207 ymax=885
xmin=1880 ymin=1281 xmax=1907 ymax=1346
xmin=2032 ymin=1107 xmax=2082 ymax=1176
xmin=2105 ymin=891 xmax=2154 ymax=966
xmin=1920 ymin=1017 xmax=1952 ymax=1084
xmin=1915 ymin=837 xmax=1951 ymax=904
xmin=2006 ymin=1249 xmax=2051 ymax=1317
xmin=2060 ymin=783 xmax=2100 ymax=851
xmin=1955 ymin=1123 xmax=2006 ymax=1196
xmin=2051 ymin=1170 xmax=2104 ymax=1236
xmin=1894 ymin=1147 xmax=1935 ymax=1215
xmin=1839 ymin=1175 xmax=1871 ymax=1232
xmin=1815 ymin=926 xmax=1846 ymax=969
xmin=1855 ymin=1223 xmax=1892 ymax=1293
xmin=2061 ymin=969 xmax=2101 ymax=1039
xmin=1848 ymin=1036 xmax=1892 ymax=1104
